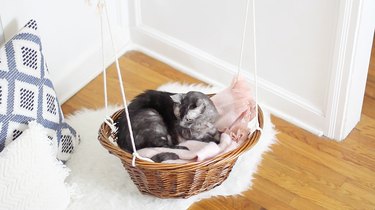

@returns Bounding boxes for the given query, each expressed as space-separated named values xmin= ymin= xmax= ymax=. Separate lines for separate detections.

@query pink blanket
xmin=137 ymin=133 xmax=240 ymax=163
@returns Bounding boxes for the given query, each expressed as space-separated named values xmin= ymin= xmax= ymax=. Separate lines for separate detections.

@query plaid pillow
xmin=0 ymin=19 xmax=79 ymax=162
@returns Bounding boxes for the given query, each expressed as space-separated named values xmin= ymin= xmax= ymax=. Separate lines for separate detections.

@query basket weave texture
xmin=98 ymin=107 xmax=263 ymax=198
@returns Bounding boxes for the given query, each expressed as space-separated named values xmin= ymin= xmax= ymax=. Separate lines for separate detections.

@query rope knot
xmin=132 ymin=152 xmax=154 ymax=167
xmin=255 ymin=123 xmax=263 ymax=133
xmin=104 ymin=116 xmax=117 ymax=133
xmin=97 ymin=0 xmax=105 ymax=13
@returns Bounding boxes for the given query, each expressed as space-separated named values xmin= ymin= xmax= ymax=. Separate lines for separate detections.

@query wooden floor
xmin=62 ymin=42 xmax=375 ymax=209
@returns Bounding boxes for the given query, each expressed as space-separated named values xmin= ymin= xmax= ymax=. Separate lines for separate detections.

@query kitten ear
xmin=196 ymin=98 xmax=204 ymax=106
xmin=170 ymin=93 xmax=184 ymax=104
xmin=194 ymin=99 xmax=206 ymax=113
xmin=173 ymin=105 xmax=181 ymax=119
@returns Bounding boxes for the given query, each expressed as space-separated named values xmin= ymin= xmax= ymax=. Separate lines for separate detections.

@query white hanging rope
xmin=251 ymin=0 xmax=262 ymax=132
xmin=238 ymin=0 xmax=262 ymax=133
xmin=98 ymin=2 xmax=115 ymax=133
xmin=99 ymin=4 xmax=107 ymax=113
xmin=98 ymin=0 xmax=151 ymax=166
xmin=236 ymin=0 xmax=250 ymax=79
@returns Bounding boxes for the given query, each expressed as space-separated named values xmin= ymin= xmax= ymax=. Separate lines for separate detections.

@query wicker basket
xmin=98 ymin=106 xmax=263 ymax=198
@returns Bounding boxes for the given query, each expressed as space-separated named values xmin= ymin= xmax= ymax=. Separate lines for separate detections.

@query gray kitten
xmin=172 ymin=91 xmax=220 ymax=144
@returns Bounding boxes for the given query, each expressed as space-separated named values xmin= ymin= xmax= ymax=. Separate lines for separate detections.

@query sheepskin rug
xmin=64 ymin=83 xmax=277 ymax=210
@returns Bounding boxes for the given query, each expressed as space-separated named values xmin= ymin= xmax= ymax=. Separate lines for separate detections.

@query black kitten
xmin=116 ymin=90 xmax=180 ymax=153
xmin=116 ymin=90 xmax=220 ymax=162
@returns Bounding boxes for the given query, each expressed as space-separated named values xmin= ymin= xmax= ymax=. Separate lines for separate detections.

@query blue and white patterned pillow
xmin=0 ymin=19 xmax=79 ymax=162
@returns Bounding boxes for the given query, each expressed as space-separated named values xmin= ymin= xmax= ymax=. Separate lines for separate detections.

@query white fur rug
xmin=64 ymin=83 xmax=277 ymax=210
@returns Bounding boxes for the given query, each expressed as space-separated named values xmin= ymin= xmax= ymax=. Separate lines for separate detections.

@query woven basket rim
xmin=98 ymin=106 xmax=263 ymax=171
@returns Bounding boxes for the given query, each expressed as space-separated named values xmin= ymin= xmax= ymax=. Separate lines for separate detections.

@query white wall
xmin=129 ymin=0 xmax=375 ymax=140
xmin=0 ymin=0 xmax=130 ymax=102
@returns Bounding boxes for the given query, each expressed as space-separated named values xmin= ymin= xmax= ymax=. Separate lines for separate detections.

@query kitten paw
xmin=151 ymin=152 xmax=179 ymax=163
xmin=172 ymin=145 xmax=189 ymax=150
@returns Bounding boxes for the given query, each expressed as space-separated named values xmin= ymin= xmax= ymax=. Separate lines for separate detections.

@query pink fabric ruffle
xmin=211 ymin=76 xmax=256 ymax=142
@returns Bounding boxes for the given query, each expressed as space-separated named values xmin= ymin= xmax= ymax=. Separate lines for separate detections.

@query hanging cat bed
xmin=98 ymin=0 xmax=263 ymax=198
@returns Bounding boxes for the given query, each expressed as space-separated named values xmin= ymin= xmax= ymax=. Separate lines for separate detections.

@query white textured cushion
xmin=0 ymin=121 xmax=70 ymax=210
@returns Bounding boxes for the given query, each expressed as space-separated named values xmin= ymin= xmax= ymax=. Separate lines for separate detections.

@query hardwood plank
xmin=256 ymin=156 xmax=352 ymax=209
xmin=261 ymin=150 xmax=375 ymax=209
xmin=341 ymin=181 xmax=375 ymax=206
xmin=125 ymin=51 xmax=203 ymax=84
xmin=289 ymin=197 xmax=327 ymax=210
xmin=278 ymin=133 xmax=375 ymax=190
xmin=242 ymin=187 xmax=296 ymax=210
xmin=242 ymin=175 xmax=296 ymax=207
xmin=365 ymin=81 xmax=375 ymax=99
xmin=270 ymin=143 xmax=347 ymax=186
xmin=362 ymin=96 xmax=375 ymax=119
xmin=355 ymin=114 xmax=375 ymax=140
xmin=190 ymin=195 xmax=263 ymax=210
xmin=342 ymin=129 xmax=375 ymax=160
xmin=365 ymin=34 xmax=375 ymax=99
xmin=272 ymin=116 xmax=375 ymax=171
